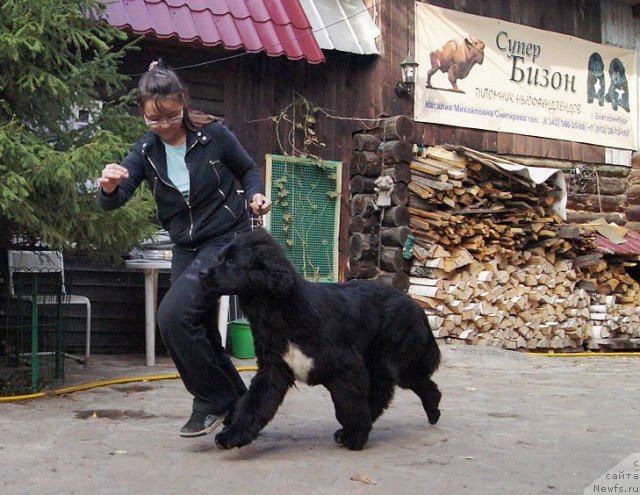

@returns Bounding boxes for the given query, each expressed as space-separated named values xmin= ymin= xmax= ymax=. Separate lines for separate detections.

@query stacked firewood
xmin=347 ymin=116 xmax=415 ymax=291
xmin=408 ymin=146 xmax=596 ymax=258
xmin=347 ymin=124 xmax=640 ymax=350
xmin=578 ymin=258 xmax=640 ymax=347
xmin=587 ymin=294 xmax=640 ymax=345
xmin=562 ymin=152 xmax=640 ymax=345
xmin=406 ymin=145 xmax=613 ymax=350
xmin=410 ymin=246 xmax=593 ymax=349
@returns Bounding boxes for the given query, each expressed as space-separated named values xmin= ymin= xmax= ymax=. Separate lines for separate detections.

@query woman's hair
xmin=138 ymin=60 xmax=218 ymax=130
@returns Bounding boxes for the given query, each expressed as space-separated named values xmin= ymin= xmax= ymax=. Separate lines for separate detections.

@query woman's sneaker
xmin=180 ymin=411 xmax=227 ymax=438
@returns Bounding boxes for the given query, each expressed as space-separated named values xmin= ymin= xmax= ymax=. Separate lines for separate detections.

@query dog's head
xmin=200 ymin=229 xmax=296 ymax=297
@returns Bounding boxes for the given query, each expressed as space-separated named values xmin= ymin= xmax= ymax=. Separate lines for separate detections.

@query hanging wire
xmin=244 ymin=90 xmax=388 ymax=126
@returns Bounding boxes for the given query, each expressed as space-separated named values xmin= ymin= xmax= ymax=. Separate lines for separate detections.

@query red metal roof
xmin=596 ymin=229 xmax=640 ymax=256
xmin=101 ymin=0 xmax=325 ymax=63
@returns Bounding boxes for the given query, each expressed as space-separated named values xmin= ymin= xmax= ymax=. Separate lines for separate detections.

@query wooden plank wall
xmin=601 ymin=0 xmax=640 ymax=149
xmin=217 ymin=50 xmax=380 ymax=279
xmin=116 ymin=41 xmax=228 ymax=118
xmin=63 ymin=261 xmax=170 ymax=354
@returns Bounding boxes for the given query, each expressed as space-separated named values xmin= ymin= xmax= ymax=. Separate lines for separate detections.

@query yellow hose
xmin=0 ymin=365 xmax=258 ymax=403
xmin=2 ymin=351 xmax=638 ymax=403
xmin=539 ymin=351 xmax=640 ymax=358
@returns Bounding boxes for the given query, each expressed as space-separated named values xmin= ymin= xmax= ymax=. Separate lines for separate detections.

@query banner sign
xmin=415 ymin=3 xmax=638 ymax=150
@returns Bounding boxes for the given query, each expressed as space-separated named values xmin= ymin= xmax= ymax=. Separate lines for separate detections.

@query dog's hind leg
xmin=325 ymin=365 xmax=373 ymax=450
xmin=400 ymin=371 xmax=442 ymax=425
xmin=366 ymin=360 xmax=395 ymax=423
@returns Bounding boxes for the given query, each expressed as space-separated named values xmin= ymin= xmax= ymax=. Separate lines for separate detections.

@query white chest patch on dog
xmin=282 ymin=343 xmax=314 ymax=383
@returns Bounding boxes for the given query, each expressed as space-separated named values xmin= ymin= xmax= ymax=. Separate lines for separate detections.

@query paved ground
xmin=1 ymin=344 xmax=638 ymax=495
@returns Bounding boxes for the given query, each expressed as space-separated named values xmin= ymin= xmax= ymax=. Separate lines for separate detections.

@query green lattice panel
xmin=267 ymin=155 xmax=341 ymax=282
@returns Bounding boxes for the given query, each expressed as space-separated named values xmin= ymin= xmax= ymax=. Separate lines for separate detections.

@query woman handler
xmin=98 ymin=61 xmax=271 ymax=437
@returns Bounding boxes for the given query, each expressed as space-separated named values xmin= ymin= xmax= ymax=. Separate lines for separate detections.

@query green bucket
xmin=230 ymin=319 xmax=255 ymax=359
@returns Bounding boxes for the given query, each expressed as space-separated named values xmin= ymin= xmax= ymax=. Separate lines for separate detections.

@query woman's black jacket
xmin=98 ymin=122 xmax=264 ymax=249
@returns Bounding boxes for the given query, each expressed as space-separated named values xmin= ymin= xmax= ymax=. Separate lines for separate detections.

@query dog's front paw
xmin=215 ymin=426 xmax=255 ymax=450
xmin=333 ymin=428 xmax=368 ymax=451
xmin=214 ymin=429 xmax=234 ymax=450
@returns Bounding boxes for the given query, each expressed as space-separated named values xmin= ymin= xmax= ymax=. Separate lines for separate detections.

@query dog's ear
xmin=266 ymin=264 xmax=294 ymax=294
xmin=247 ymin=229 xmax=296 ymax=294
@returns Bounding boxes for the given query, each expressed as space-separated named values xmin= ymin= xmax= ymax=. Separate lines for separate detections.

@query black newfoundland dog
xmin=200 ymin=228 xmax=441 ymax=451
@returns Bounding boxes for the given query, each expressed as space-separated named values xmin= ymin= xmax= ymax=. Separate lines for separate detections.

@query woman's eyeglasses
xmin=144 ymin=110 xmax=184 ymax=128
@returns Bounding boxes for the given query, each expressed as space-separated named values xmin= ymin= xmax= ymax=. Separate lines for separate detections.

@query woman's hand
xmin=249 ymin=193 xmax=272 ymax=216
xmin=98 ymin=163 xmax=129 ymax=194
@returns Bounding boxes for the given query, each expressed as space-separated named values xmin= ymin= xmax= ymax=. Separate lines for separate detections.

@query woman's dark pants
xmin=157 ymin=240 xmax=247 ymax=415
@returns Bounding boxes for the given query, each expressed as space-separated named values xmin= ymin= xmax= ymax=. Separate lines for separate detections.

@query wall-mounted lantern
xmin=394 ymin=52 xmax=419 ymax=97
